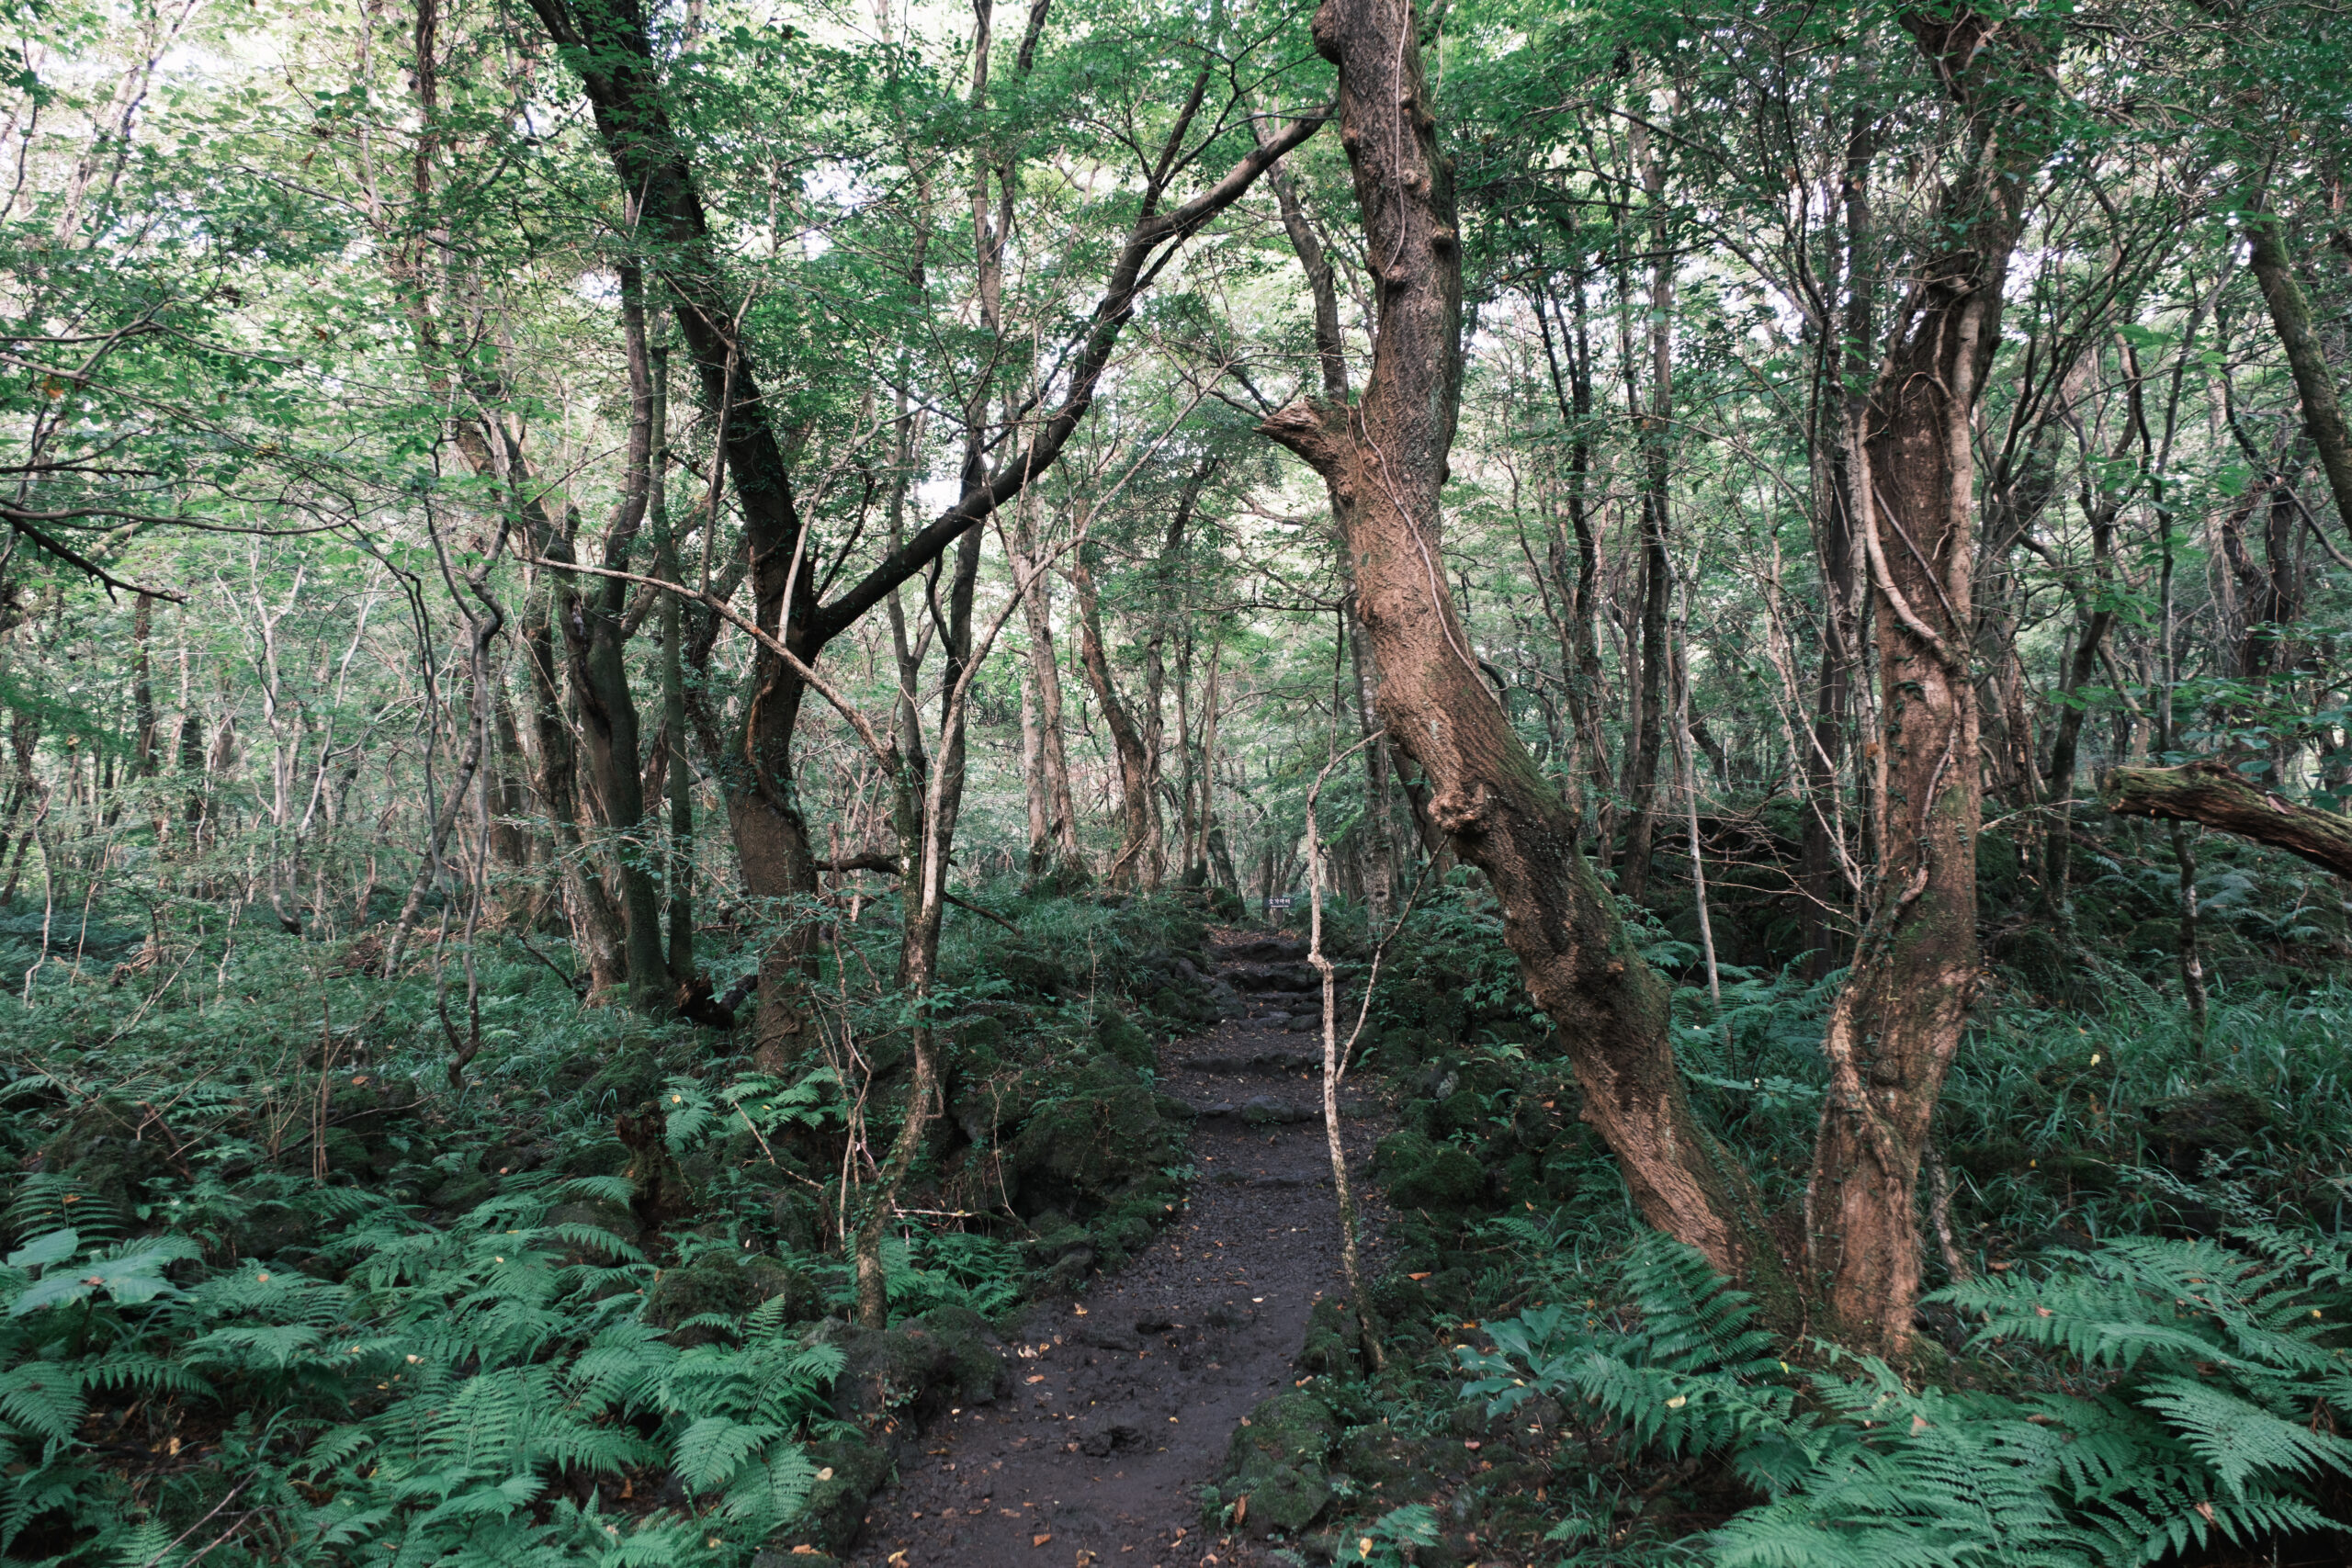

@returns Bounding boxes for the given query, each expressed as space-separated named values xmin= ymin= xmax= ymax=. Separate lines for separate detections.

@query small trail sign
xmin=1264 ymin=895 xmax=1295 ymax=910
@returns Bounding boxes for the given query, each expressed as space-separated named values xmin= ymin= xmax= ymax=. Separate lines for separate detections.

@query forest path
xmin=842 ymin=927 xmax=1390 ymax=1568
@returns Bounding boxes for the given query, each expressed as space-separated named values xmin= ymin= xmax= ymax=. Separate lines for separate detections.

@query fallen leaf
xmin=1034 ymin=1534 xmax=1054 ymax=1548
xmin=1408 ymin=1271 xmax=1430 ymax=1280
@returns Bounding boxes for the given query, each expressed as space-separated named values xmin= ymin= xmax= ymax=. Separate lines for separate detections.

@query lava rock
xmin=1373 ymin=1128 xmax=1485 ymax=1210
xmin=1216 ymin=1389 xmax=1339 ymax=1538
xmin=642 ymin=1252 xmax=813 ymax=1344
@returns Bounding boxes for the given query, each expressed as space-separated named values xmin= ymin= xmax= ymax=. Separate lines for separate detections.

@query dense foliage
xmin=13 ymin=0 xmax=2352 ymax=1559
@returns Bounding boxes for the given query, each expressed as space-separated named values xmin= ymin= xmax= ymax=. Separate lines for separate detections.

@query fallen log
xmin=2099 ymin=761 xmax=2352 ymax=880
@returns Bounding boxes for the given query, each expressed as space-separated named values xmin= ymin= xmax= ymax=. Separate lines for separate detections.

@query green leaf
xmin=6 ymin=1230 xmax=78 ymax=1270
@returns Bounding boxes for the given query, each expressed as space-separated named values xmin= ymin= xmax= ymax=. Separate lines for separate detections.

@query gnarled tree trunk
xmin=1261 ymin=0 xmax=1784 ymax=1300
xmin=1803 ymin=8 xmax=2043 ymax=1355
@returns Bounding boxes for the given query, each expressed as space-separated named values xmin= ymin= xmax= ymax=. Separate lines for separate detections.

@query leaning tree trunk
xmin=2103 ymin=760 xmax=2352 ymax=881
xmin=2246 ymin=197 xmax=2352 ymax=546
xmin=1261 ymin=0 xmax=1785 ymax=1301
xmin=1803 ymin=8 xmax=2043 ymax=1356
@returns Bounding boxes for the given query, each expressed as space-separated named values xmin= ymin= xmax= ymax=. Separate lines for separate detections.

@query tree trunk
xmin=2247 ymin=198 xmax=2352 ymax=543
xmin=654 ymin=350 xmax=695 ymax=989
xmin=2103 ymin=760 xmax=2352 ymax=878
xmin=527 ymin=594 xmax=627 ymax=995
xmin=556 ymin=271 xmax=667 ymax=1006
xmin=1069 ymin=537 xmax=1155 ymax=888
xmin=1803 ymin=7 xmax=2041 ymax=1356
xmin=2044 ymin=427 xmax=2129 ymax=912
xmin=1011 ymin=493 xmax=1083 ymax=886
xmin=130 ymin=592 xmax=157 ymax=781
xmin=1532 ymin=271 xmax=1611 ymax=837
xmin=1617 ymin=132 xmax=1675 ymax=904
xmin=1261 ymin=0 xmax=1783 ymax=1298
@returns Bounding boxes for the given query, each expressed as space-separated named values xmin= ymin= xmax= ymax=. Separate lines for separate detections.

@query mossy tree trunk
xmin=2102 ymin=760 xmax=2352 ymax=880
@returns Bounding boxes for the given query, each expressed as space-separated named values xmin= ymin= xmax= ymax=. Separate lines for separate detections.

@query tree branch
xmin=2102 ymin=761 xmax=2352 ymax=880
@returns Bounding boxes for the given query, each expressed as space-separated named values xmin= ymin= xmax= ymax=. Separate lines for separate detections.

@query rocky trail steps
xmin=841 ymin=928 xmax=1391 ymax=1568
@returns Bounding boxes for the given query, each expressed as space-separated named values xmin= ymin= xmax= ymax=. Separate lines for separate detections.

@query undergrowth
xmin=0 ymin=882 xmax=1219 ymax=1564
xmin=1458 ymin=1223 xmax=2352 ymax=1565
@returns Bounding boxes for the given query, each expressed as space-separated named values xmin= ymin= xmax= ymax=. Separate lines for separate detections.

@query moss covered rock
xmin=2147 ymin=1084 xmax=2272 ymax=1177
xmin=1009 ymin=1057 xmax=1183 ymax=1219
xmin=577 ymin=1046 xmax=663 ymax=1112
xmin=1096 ymin=1008 xmax=1158 ymax=1070
xmin=1296 ymin=1296 xmax=1361 ymax=1380
xmin=820 ymin=1307 xmax=1009 ymax=1424
xmin=1373 ymin=1128 xmax=1484 ymax=1211
xmin=642 ymin=1253 xmax=811 ymax=1344
xmin=35 ymin=1098 xmax=175 ymax=1213
xmin=794 ymin=1433 xmax=894 ymax=1553
xmin=1216 ymin=1389 xmax=1339 ymax=1538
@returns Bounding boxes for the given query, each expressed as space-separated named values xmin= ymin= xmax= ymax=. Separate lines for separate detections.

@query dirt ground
xmin=843 ymin=930 xmax=1391 ymax=1568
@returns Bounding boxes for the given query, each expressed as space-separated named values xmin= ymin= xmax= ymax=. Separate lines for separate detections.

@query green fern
xmin=1463 ymin=1227 xmax=2352 ymax=1566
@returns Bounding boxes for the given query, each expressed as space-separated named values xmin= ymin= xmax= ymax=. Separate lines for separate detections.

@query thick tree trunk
xmin=2103 ymin=760 xmax=2352 ymax=879
xmin=1262 ymin=0 xmax=1783 ymax=1297
xmin=2247 ymin=201 xmax=2352 ymax=542
xmin=1803 ymin=7 xmax=2040 ymax=1356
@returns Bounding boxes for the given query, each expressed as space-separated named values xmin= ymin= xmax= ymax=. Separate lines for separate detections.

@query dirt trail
xmin=844 ymin=928 xmax=1388 ymax=1568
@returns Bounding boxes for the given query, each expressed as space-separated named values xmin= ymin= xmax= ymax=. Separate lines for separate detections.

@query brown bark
xmin=1010 ymin=493 xmax=1083 ymax=884
xmin=1261 ymin=0 xmax=1782 ymax=1298
xmin=2247 ymin=199 xmax=2352 ymax=545
xmin=1069 ymin=536 xmax=1154 ymax=888
xmin=130 ymin=592 xmax=156 ymax=781
xmin=1803 ymin=8 xmax=2042 ymax=1356
xmin=2102 ymin=760 xmax=2352 ymax=880
xmin=557 ymin=271 xmax=667 ymax=1004
xmin=526 ymin=595 xmax=627 ymax=995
